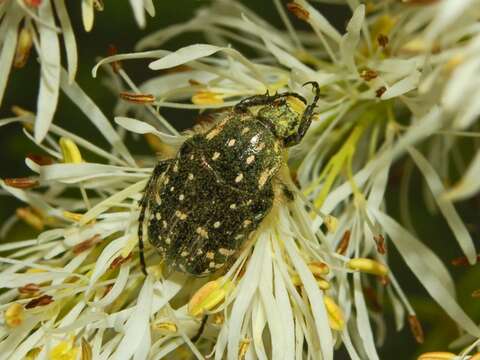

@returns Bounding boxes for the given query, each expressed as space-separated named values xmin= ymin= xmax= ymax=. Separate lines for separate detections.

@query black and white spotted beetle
xmin=138 ymin=82 xmax=320 ymax=276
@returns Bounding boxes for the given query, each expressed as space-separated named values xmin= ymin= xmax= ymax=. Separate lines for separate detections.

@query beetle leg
xmin=234 ymin=91 xmax=272 ymax=112
xmin=191 ymin=315 xmax=208 ymax=343
xmin=283 ymin=82 xmax=320 ymax=147
xmin=138 ymin=160 xmax=171 ymax=275
xmin=235 ymin=91 xmax=307 ymax=113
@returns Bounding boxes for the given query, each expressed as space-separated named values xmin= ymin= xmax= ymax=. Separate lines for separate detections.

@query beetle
xmin=138 ymin=82 xmax=320 ymax=276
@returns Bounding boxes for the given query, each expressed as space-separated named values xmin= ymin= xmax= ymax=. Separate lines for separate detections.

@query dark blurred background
xmin=0 ymin=1 xmax=479 ymax=359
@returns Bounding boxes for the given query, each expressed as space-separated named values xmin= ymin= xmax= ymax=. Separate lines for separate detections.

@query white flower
xmin=0 ymin=77 xmax=348 ymax=359
xmin=0 ymin=0 xmax=156 ymax=143
xmin=2 ymin=0 xmax=480 ymax=358
xmin=92 ymin=0 xmax=480 ymax=356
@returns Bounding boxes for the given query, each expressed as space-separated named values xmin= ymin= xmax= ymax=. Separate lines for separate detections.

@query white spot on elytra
xmin=165 ymin=237 xmax=171 ymax=244
xmin=219 ymin=248 xmax=235 ymax=256
xmin=196 ymin=227 xmax=209 ymax=238
xmin=189 ymin=154 xmax=194 ymax=160
xmin=250 ymin=134 xmax=259 ymax=144
xmin=155 ymin=212 xmax=161 ymax=220
xmin=212 ymin=152 xmax=220 ymax=160
xmin=258 ymin=168 xmax=273 ymax=188
xmin=235 ymin=173 xmax=244 ymax=183
xmin=254 ymin=212 xmax=264 ymax=220
xmin=179 ymin=194 xmax=185 ymax=201
xmin=175 ymin=210 xmax=188 ymax=220
xmin=246 ymin=155 xmax=255 ymax=164
xmin=229 ymin=203 xmax=237 ymax=209
xmin=170 ymin=186 xmax=175 ymax=192
xmin=188 ymin=173 xmax=194 ymax=180
xmin=213 ymin=221 xmax=221 ymax=228
xmin=227 ymin=139 xmax=236 ymax=147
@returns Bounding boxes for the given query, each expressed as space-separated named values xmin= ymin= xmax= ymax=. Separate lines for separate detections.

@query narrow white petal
xmin=82 ymin=0 xmax=94 ymax=32
xmin=0 ymin=9 xmax=22 ymax=107
xmin=445 ymin=148 xmax=480 ymax=201
xmin=408 ymin=147 xmax=476 ymax=264
xmin=381 ymin=71 xmax=421 ymax=100
xmin=115 ymin=116 xmax=185 ymax=146
xmin=295 ymin=0 xmax=342 ymax=42
xmin=129 ymin=0 xmax=146 ymax=28
xmin=54 ymin=0 xmax=78 ymax=83
xmin=60 ymin=69 xmax=136 ymax=166
xmin=283 ymin=235 xmax=333 ymax=360
xmin=113 ymin=276 xmax=154 ymax=360
xmin=353 ymin=272 xmax=379 ymax=360
xmin=35 ymin=1 xmax=61 ymax=142
xmin=372 ymin=209 xmax=480 ymax=337
xmin=340 ymin=5 xmax=364 ymax=73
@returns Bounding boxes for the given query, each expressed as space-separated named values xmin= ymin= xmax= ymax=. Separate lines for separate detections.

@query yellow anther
xmin=417 ymin=352 xmax=456 ymax=360
xmin=316 ymin=279 xmax=331 ymax=290
xmin=25 ymin=348 xmax=41 ymax=360
xmin=308 ymin=262 xmax=330 ymax=276
xmin=295 ymin=51 xmax=322 ymax=68
xmin=81 ymin=338 xmax=92 ymax=360
xmin=16 ymin=207 xmax=44 ymax=231
xmin=324 ymin=215 xmax=338 ymax=233
xmin=400 ymin=38 xmax=428 ymax=54
xmin=347 ymin=258 xmax=388 ymax=276
xmin=238 ymin=338 xmax=251 ymax=360
xmin=152 ymin=321 xmax=177 ymax=333
xmin=63 ymin=211 xmax=84 ymax=222
xmin=286 ymin=96 xmax=306 ymax=114
xmin=372 ymin=15 xmax=396 ymax=38
xmin=188 ymin=278 xmax=232 ymax=317
xmin=291 ymin=274 xmax=302 ymax=287
xmin=146 ymin=264 xmax=163 ymax=280
xmin=25 ymin=268 xmax=47 ymax=274
xmin=213 ymin=313 xmax=225 ymax=325
xmin=49 ymin=338 xmax=79 ymax=360
xmin=59 ymin=137 xmax=82 ymax=164
xmin=444 ymin=55 xmax=464 ymax=73
xmin=5 ymin=303 xmax=24 ymax=327
xmin=11 ymin=105 xmax=34 ymax=117
xmin=191 ymin=91 xmax=224 ymax=105
xmin=144 ymin=133 xmax=176 ymax=158
xmin=120 ymin=236 xmax=137 ymax=258
xmin=470 ymin=352 xmax=480 ymax=360
xmin=14 ymin=27 xmax=33 ymax=68
xmin=323 ymin=295 xmax=344 ymax=331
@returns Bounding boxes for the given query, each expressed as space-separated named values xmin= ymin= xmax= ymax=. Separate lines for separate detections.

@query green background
xmin=0 ymin=1 xmax=479 ymax=359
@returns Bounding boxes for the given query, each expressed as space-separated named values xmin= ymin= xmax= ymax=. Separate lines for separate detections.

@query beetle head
xmin=257 ymin=82 xmax=320 ymax=145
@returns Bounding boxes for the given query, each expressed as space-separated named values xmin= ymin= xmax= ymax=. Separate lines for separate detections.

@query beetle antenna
xmin=302 ymin=81 xmax=320 ymax=106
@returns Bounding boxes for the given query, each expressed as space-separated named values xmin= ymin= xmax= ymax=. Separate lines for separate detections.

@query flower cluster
xmin=0 ymin=0 xmax=155 ymax=142
xmin=1 ymin=0 xmax=480 ymax=359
